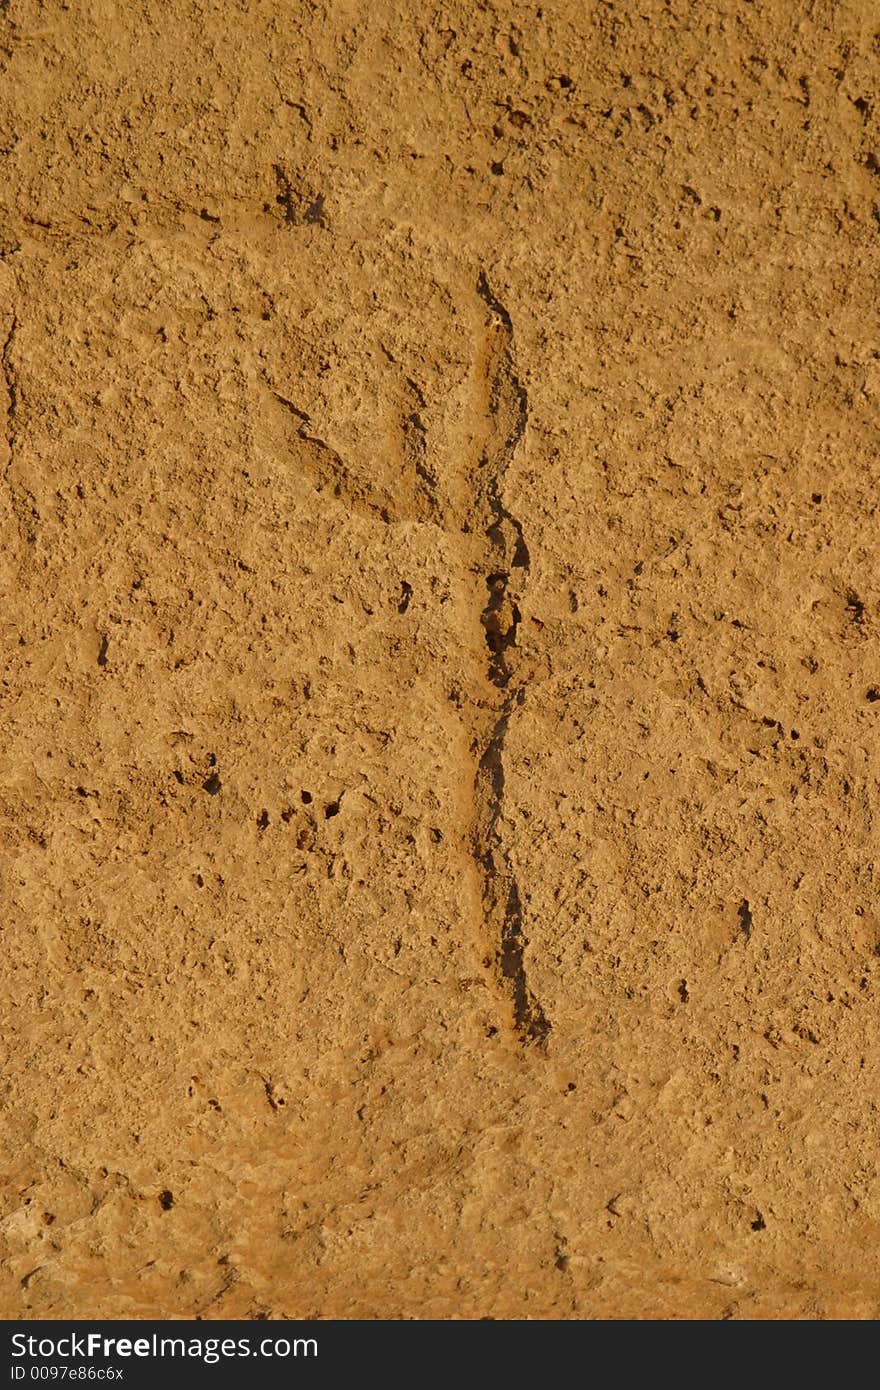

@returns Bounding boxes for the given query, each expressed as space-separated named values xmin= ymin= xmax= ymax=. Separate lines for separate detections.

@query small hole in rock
xmin=158 ymin=1190 xmax=174 ymax=1211
xmin=846 ymin=589 xmax=865 ymax=624
xmin=301 ymin=790 xmax=312 ymax=804
xmin=304 ymin=193 xmax=326 ymax=225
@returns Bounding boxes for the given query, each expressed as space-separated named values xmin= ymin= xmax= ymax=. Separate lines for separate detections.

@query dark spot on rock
xmin=202 ymin=772 xmax=222 ymax=795
xmin=846 ymin=589 xmax=865 ymax=624
xmin=304 ymin=193 xmax=326 ymax=226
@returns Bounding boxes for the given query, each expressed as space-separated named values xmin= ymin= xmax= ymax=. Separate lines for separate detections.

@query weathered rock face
xmin=2 ymin=0 xmax=879 ymax=1320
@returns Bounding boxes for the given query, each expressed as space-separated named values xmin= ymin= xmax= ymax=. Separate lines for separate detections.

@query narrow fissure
xmin=2 ymin=312 xmax=18 ymax=466
xmin=473 ymin=273 xmax=550 ymax=1047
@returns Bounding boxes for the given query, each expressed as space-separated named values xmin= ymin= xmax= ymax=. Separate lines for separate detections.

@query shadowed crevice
xmin=472 ymin=273 xmax=550 ymax=1048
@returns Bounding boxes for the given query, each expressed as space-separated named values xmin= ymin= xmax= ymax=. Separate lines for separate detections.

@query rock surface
xmin=2 ymin=0 xmax=880 ymax=1319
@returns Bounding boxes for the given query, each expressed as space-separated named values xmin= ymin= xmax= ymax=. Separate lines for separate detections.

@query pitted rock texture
xmin=2 ymin=0 xmax=880 ymax=1320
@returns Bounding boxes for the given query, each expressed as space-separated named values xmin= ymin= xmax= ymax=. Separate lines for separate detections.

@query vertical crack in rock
xmin=473 ymin=272 xmax=550 ymax=1047
xmin=1 ymin=311 xmax=18 ymax=471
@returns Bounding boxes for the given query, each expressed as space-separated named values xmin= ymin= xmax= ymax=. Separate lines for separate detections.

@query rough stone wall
xmin=2 ymin=0 xmax=879 ymax=1318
